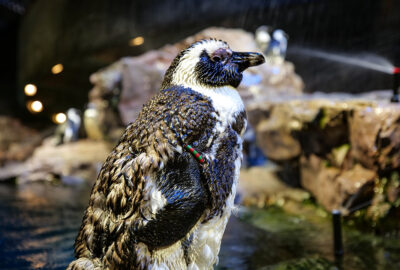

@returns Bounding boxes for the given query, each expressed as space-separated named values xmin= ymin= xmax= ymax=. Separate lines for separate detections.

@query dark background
xmin=1 ymin=0 xmax=399 ymax=122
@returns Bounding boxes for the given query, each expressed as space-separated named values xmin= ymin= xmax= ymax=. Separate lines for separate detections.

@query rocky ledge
xmin=0 ymin=139 xmax=111 ymax=184
xmin=247 ymin=90 xmax=400 ymax=229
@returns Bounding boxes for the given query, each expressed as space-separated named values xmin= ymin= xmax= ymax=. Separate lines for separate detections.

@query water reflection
xmin=0 ymin=183 xmax=90 ymax=270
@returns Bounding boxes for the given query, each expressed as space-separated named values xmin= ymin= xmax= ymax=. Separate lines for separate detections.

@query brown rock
xmin=248 ymin=96 xmax=353 ymax=161
xmin=238 ymin=165 xmax=309 ymax=208
xmin=0 ymin=139 xmax=111 ymax=184
xmin=118 ymin=53 xmax=173 ymax=124
xmin=256 ymin=122 xmax=301 ymax=161
xmin=349 ymin=104 xmax=400 ymax=170
xmin=300 ymin=154 xmax=376 ymax=212
xmin=336 ymin=164 xmax=376 ymax=211
xmin=300 ymin=154 xmax=341 ymax=210
xmin=0 ymin=116 xmax=44 ymax=165
xmin=248 ymin=100 xmax=315 ymax=161
xmin=248 ymin=91 xmax=400 ymax=218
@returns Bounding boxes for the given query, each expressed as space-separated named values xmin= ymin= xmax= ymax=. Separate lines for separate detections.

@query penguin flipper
xmin=133 ymin=152 xmax=208 ymax=250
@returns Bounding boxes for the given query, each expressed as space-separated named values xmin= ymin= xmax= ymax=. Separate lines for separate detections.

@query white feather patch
xmin=187 ymin=262 xmax=200 ymax=270
xmin=142 ymin=176 xmax=167 ymax=218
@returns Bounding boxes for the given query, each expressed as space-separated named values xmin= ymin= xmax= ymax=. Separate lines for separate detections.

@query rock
xmin=247 ymin=96 xmax=353 ymax=161
xmin=117 ymin=53 xmax=173 ymax=124
xmin=0 ymin=116 xmax=45 ymax=165
xmin=349 ymin=104 xmax=400 ymax=170
xmin=238 ymin=165 xmax=287 ymax=207
xmin=238 ymin=165 xmax=309 ymax=208
xmin=337 ymin=164 xmax=376 ymax=211
xmin=0 ymin=139 xmax=111 ymax=184
xmin=247 ymin=101 xmax=309 ymax=161
xmin=300 ymin=154 xmax=342 ymax=210
xmin=301 ymin=156 xmax=376 ymax=212
xmin=88 ymin=46 xmax=172 ymax=125
xmin=255 ymin=119 xmax=301 ymax=161
xmin=248 ymin=91 xmax=399 ymax=218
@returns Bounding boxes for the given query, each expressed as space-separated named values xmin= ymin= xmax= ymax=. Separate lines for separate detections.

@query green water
xmin=228 ymin=206 xmax=400 ymax=270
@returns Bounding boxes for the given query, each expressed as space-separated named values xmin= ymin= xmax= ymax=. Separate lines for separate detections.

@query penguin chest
xmin=187 ymin=130 xmax=244 ymax=269
xmin=204 ymin=86 xmax=245 ymax=133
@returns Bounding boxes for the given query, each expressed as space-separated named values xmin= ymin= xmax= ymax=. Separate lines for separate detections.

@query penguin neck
xmin=177 ymin=83 xmax=245 ymax=125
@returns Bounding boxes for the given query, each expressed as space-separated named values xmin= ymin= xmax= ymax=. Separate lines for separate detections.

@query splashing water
xmin=292 ymin=47 xmax=395 ymax=74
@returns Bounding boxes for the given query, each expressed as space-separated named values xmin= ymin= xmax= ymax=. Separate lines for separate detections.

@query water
xmin=291 ymin=47 xmax=395 ymax=74
xmin=1 ymin=182 xmax=400 ymax=270
xmin=0 ymin=183 xmax=90 ymax=270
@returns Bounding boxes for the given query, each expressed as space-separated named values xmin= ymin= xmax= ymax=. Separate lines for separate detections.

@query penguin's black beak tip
xmin=247 ymin=52 xmax=265 ymax=67
xmin=231 ymin=51 xmax=265 ymax=71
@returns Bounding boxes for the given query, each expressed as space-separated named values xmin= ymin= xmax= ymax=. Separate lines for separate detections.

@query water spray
xmin=392 ymin=67 xmax=400 ymax=103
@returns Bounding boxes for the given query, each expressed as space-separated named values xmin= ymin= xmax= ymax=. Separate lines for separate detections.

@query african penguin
xmin=67 ymin=39 xmax=265 ymax=270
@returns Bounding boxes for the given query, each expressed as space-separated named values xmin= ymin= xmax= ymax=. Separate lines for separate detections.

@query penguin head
xmin=161 ymin=39 xmax=265 ymax=89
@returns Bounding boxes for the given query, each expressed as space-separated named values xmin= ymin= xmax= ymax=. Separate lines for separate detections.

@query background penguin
xmin=266 ymin=29 xmax=288 ymax=64
xmin=67 ymin=39 xmax=264 ymax=270
xmin=64 ymin=108 xmax=82 ymax=143
xmin=255 ymin=25 xmax=272 ymax=53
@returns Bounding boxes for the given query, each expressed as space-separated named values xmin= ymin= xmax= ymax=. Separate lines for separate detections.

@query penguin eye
xmin=211 ymin=55 xmax=222 ymax=62
xmin=210 ymin=48 xmax=232 ymax=63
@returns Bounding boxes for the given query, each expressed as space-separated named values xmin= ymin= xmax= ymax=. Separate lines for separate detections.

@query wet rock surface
xmin=248 ymin=90 xmax=400 ymax=227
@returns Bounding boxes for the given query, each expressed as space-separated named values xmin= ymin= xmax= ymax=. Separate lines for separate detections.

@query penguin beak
xmin=231 ymin=52 xmax=265 ymax=71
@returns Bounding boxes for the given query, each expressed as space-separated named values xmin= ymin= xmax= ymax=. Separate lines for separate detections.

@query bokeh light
xmin=51 ymin=64 xmax=64 ymax=74
xmin=24 ymin=84 xmax=37 ymax=96
xmin=52 ymin=112 xmax=67 ymax=124
xmin=129 ymin=36 xmax=144 ymax=46
xmin=27 ymin=100 xmax=43 ymax=113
